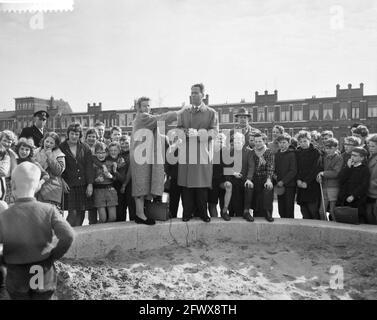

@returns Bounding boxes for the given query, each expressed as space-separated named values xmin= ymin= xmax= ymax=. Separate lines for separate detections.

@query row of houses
xmin=1 ymin=83 xmax=376 ymax=140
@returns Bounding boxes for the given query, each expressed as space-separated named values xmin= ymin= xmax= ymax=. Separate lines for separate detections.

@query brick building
xmin=211 ymin=83 xmax=377 ymax=140
xmin=0 ymin=96 xmax=72 ymax=134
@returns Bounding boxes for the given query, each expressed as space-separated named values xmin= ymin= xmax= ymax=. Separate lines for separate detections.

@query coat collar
xmin=32 ymin=125 xmax=44 ymax=135
xmin=190 ymin=102 xmax=207 ymax=113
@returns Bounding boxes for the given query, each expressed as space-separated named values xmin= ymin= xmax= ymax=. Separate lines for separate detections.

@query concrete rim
xmin=64 ymin=218 xmax=377 ymax=260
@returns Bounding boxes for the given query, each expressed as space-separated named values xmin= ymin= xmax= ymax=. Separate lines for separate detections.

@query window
xmin=352 ymin=102 xmax=360 ymax=119
xmin=267 ymin=107 xmax=274 ymax=122
xmin=221 ymin=113 xmax=229 ymax=123
xmin=293 ymin=110 xmax=303 ymax=121
xmin=127 ymin=113 xmax=134 ymax=126
xmin=83 ymin=117 xmax=89 ymax=127
xmin=119 ymin=114 xmax=126 ymax=126
xmin=368 ymin=101 xmax=377 ymax=117
xmin=293 ymin=105 xmax=303 ymax=121
xmin=257 ymin=107 xmax=265 ymax=122
xmin=281 ymin=106 xmax=290 ymax=122
xmin=323 ymin=103 xmax=333 ymax=120
xmin=340 ymin=102 xmax=348 ymax=120
xmin=309 ymin=104 xmax=319 ymax=121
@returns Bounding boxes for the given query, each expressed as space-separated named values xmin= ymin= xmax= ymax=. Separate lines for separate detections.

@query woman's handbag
xmin=333 ymin=206 xmax=360 ymax=225
xmin=145 ymin=200 xmax=170 ymax=221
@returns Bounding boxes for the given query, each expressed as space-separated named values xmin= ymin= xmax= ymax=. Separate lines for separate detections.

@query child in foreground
xmin=0 ymin=162 xmax=75 ymax=300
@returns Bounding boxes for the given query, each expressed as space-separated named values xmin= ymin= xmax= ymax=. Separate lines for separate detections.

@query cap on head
xmin=234 ymin=107 xmax=251 ymax=118
xmin=352 ymin=147 xmax=368 ymax=158
xmin=33 ymin=110 xmax=49 ymax=120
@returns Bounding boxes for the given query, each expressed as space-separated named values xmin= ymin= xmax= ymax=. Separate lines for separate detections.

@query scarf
xmin=254 ymin=145 xmax=267 ymax=167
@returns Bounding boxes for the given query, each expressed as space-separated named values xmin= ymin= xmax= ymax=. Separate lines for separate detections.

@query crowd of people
xmin=0 ymin=83 xmax=377 ymax=300
xmin=0 ymin=84 xmax=376 ymax=227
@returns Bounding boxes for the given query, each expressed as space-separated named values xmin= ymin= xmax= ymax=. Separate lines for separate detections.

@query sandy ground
xmin=56 ymin=240 xmax=377 ymax=300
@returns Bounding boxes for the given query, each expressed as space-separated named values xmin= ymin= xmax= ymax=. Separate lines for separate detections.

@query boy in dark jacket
xmin=295 ymin=131 xmax=321 ymax=220
xmin=0 ymin=162 xmax=74 ymax=300
xmin=107 ymin=141 xmax=128 ymax=222
xmin=337 ymin=147 xmax=370 ymax=221
xmin=274 ymin=133 xmax=297 ymax=218
xmin=119 ymin=136 xmax=136 ymax=221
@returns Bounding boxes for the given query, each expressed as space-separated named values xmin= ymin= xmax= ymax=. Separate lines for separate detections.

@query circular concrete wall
xmin=65 ymin=218 xmax=377 ymax=260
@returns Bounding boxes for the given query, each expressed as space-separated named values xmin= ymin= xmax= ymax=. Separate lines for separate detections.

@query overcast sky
xmin=1 ymin=0 xmax=377 ymax=112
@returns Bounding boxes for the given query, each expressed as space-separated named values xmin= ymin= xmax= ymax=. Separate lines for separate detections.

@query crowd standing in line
xmin=0 ymin=83 xmax=376 ymax=228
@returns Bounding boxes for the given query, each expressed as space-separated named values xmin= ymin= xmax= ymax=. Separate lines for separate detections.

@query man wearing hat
xmin=19 ymin=110 xmax=49 ymax=148
xmin=234 ymin=107 xmax=259 ymax=149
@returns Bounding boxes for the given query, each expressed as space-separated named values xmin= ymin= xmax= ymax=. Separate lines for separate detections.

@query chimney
xmin=360 ymin=82 xmax=364 ymax=90
xmin=99 ymin=102 xmax=102 ymax=108
xmin=87 ymin=103 xmax=90 ymax=108
xmin=348 ymin=83 xmax=352 ymax=89
xmin=264 ymin=90 xmax=268 ymax=95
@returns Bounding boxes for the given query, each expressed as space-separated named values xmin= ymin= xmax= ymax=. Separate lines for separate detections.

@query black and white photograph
xmin=0 ymin=0 xmax=377 ymax=305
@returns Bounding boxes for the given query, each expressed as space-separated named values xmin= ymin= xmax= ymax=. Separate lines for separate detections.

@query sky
xmin=1 ymin=0 xmax=377 ymax=112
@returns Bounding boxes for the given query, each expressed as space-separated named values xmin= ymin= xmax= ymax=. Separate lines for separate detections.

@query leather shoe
xmin=243 ymin=211 xmax=254 ymax=222
xmin=201 ymin=216 xmax=211 ymax=223
xmin=221 ymin=210 xmax=231 ymax=221
xmin=182 ymin=216 xmax=191 ymax=222
xmin=265 ymin=211 xmax=274 ymax=222
xmin=135 ymin=216 xmax=156 ymax=225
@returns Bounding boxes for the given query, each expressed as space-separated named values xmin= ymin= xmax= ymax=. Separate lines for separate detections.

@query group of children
xmin=0 ymin=121 xmax=376 ymax=227
xmin=189 ymin=124 xmax=376 ymax=225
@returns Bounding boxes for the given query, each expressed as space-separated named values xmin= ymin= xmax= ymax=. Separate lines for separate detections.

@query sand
xmin=56 ymin=240 xmax=377 ymax=300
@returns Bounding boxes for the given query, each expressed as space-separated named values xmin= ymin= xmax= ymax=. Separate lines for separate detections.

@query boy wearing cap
xmin=0 ymin=162 xmax=75 ymax=300
xmin=274 ymin=133 xmax=297 ymax=219
xmin=341 ymin=136 xmax=361 ymax=169
xmin=19 ymin=110 xmax=49 ymax=148
xmin=337 ymin=147 xmax=370 ymax=221
xmin=234 ymin=107 xmax=258 ymax=149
